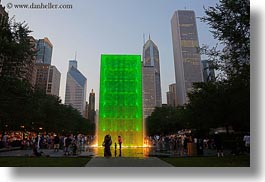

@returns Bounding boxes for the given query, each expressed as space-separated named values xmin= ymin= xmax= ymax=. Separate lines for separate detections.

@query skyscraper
xmin=36 ymin=37 xmax=53 ymax=64
xmin=46 ymin=65 xmax=61 ymax=96
xmin=99 ymin=54 xmax=143 ymax=147
xmin=35 ymin=64 xmax=61 ymax=96
xmin=142 ymin=36 xmax=162 ymax=119
xmin=201 ymin=60 xmax=216 ymax=82
xmin=88 ymin=89 xmax=96 ymax=123
xmin=65 ymin=60 xmax=87 ymax=116
xmin=167 ymin=83 xmax=177 ymax=107
xmin=171 ymin=10 xmax=203 ymax=105
xmin=34 ymin=37 xmax=61 ymax=96
xmin=35 ymin=64 xmax=50 ymax=92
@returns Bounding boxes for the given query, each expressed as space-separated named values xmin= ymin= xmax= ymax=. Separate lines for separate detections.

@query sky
xmin=2 ymin=0 xmax=220 ymax=109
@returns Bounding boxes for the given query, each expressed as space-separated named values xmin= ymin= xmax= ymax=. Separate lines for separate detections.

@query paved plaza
xmin=0 ymin=146 xmax=231 ymax=167
xmin=85 ymin=157 xmax=173 ymax=167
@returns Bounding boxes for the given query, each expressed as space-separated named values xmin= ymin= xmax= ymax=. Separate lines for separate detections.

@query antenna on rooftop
xmin=75 ymin=51 xmax=77 ymax=60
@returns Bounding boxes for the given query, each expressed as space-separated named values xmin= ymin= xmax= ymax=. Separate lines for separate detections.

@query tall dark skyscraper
xmin=171 ymin=10 xmax=203 ymax=105
xmin=142 ymin=35 xmax=162 ymax=119
xmin=88 ymin=89 xmax=96 ymax=122
xmin=167 ymin=83 xmax=177 ymax=107
xmin=34 ymin=37 xmax=61 ymax=96
xmin=36 ymin=37 xmax=53 ymax=64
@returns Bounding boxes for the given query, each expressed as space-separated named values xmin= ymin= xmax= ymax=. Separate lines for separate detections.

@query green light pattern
xmin=99 ymin=55 xmax=143 ymax=147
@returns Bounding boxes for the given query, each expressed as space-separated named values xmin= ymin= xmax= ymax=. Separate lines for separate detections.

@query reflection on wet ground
xmin=89 ymin=147 xmax=152 ymax=158
xmin=87 ymin=145 xmax=225 ymax=158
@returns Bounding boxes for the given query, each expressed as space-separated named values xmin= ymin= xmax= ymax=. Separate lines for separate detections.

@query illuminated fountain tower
xmin=98 ymin=55 xmax=143 ymax=147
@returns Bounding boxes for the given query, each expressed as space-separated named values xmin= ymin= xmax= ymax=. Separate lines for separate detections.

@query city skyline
xmin=2 ymin=0 xmax=220 ymax=109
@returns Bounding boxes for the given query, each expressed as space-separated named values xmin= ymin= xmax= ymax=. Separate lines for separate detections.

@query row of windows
xmin=181 ymin=40 xmax=199 ymax=47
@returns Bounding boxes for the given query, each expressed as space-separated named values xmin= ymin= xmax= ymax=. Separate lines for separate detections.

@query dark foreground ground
xmin=0 ymin=156 xmax=91 ymax=167
xmin=160 ymin=155 xmax=250 ymax=167
xmin=0 ymin=155 xmax=249 ymax=167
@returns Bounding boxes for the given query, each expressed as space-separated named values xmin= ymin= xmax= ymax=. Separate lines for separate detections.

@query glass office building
xmin=171 ymin=10 xmax=203 ymax=105
xmin=36 ymin=37 xmax=53 ymax=65
xmin=65 ymin=60 xmax=87 ymax=116
xmin=142 ymin=37 xmax=162 ymax=119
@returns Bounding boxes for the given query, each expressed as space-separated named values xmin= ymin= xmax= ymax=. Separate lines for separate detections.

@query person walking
xmin=187 ymin=135 xmax=193 ymax=156
xmin=2 ymin=132 xmax=7 ymax=148
xmin=53 ymin=134 xmax=60 ymax=152
xmin=64 ymin=135 xmax=72 ymax=156
xmin=243 ymin=133 xmax=250 ymax=153
xmin=214 ymin=132 xmax=224 ymax=157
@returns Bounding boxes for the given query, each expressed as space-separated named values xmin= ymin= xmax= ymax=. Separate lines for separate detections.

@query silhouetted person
xmin=214 ymin=132 xmax=224 ymax=157
xmin=103 ymin=134 xmax=112 ymax=157
xmin=33 ymin=143 xmax=42 ymax=157
xmin=53 ymin=135 xmax=60 ymax=152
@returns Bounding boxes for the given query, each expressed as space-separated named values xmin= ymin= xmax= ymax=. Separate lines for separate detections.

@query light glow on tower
xmin=98 ymin=55 xmax=143 ymax=147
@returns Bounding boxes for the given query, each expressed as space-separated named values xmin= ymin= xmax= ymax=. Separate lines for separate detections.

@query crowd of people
xmin=1 ymin=131 xmax=250 ymax=158
xmin=0 ymin=132 xmax=95 ymax=157
xmin=145 ymin=132 xmax=250 ymax=157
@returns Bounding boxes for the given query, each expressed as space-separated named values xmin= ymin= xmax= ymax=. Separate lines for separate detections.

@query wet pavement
xmin=0 ymin=145 xmax=233 ymax=167
xmin=0 ymin=145 xmax=230 ymax=158
xmin=85 ymin=157 xmax=174 ymax=167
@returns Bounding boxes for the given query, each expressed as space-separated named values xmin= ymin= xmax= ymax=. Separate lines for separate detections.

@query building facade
xmin=171 ymin=10 xmax=203 ymax=105
xmin=142 ymin=36 xmax=162 ymax=119
xmin=167 ymin=83 xmax=177 ymax=107
xmin=88 ymin=89 xmax=96 ymax=123
xmin=46 ymin=65 xmax=61 ymax=96
xmin=201 ymin=60 xmax=216 ymax=82
xmin=142 ymin=67 xmax=156 ymax=119
xmin=36 ymin=37 xmax=53 ymax=64
xmin=35 ymin=64 xmax=50 ymax=92
xmin=99 ymin=55 xmax=143 ymax=147
xmin=65 ymin=60 xmax=87 ymax=116
xmin=35 ymin=64 xmax=61 ymax=96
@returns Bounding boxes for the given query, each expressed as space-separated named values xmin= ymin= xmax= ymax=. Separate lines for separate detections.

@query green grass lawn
xmin=0 ymin=157 xmax=91 ymax=167
xmin=160 ymin=155 xmax=250 ymax=167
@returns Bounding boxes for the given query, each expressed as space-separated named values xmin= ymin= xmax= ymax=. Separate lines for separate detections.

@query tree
xmin=146 ymin=106 xmax=191 ymax=136
xmin=0 ymin=17 xmax=35 ymax=79
xmin=185 ymin=0 xmax=250 ymax=134
xmin=201 ymin=0 xmax=250 ymax=77
xmin=0 ymin=12 xmax=94 ymax=135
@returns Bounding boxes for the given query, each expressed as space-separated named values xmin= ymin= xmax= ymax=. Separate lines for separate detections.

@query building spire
xmin=149 ymin=33 xmax=151 ymax=40
xmin=75 ymin=51 xmax=77 ymax=60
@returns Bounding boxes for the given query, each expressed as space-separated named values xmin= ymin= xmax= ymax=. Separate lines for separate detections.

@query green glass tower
xmin=99 ymin=54 xmax=143 ymax=147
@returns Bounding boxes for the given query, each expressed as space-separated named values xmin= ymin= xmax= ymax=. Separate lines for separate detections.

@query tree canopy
xmin=0 ymin=12 xmax=94 ymax=135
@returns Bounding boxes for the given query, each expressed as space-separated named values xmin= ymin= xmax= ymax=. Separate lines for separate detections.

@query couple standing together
xmin=103 ymin=135 xmax=122 ymax=157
